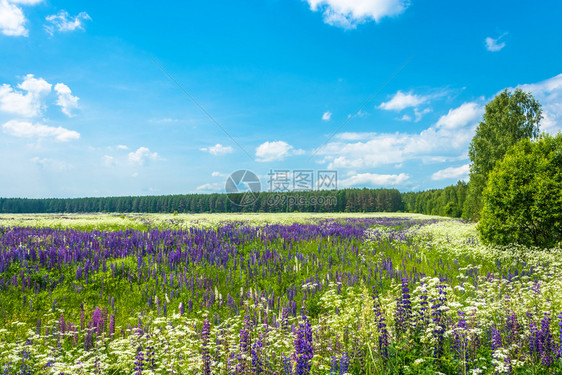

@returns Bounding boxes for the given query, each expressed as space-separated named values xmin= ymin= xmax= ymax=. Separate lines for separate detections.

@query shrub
xmin=478 ymin=133 xmax=562 ymax=247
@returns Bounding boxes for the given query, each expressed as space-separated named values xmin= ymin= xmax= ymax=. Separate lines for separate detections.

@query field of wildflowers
xmin=0 ymin=214 xmax=561 ymax=374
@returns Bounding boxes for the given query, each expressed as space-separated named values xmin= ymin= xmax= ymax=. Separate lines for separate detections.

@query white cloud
xmin=255 ymin=140 xmax=303 ymax=162
xmin=211 ymin=171 xmax=227 ymax=177
xmin=128 ymin=147 xmax=158 ymax=166
xmin=200 ymin=143 xmax=234 ymax=156
xmin=196 ymin=183 xmax=222 ymax=192
xmin=306 ymin=0 xmax=409 ymax=29
xmin=431 ymin=164 xmax=470 ymax=181
xmin=117 ymin=144 xmax=128 ymax=150
xmin=0 ymin=0 xmax=41 ymax=37
xmin=414 ymin=107 xmax=431 ymax=122
xmin=103 ymin=155 xmax=116 ymax=167
xmin=150 ymin=117 xmax=178 ymax=123
xmin=9 ymin=0 xmax=43 ymax=4
xmin=517 ymin=73 xmax=562 ymax=132
xmin=316 ymin=102 xmax=481 ymax=169
xmin=435 ymin=102 xmax=483 ymax=129
xmin=485 ymin=33 xmax=507 ymax=52
xmin=54 ymin=83 xmax=79 ymax=117
xmin=45 ymin=10 xmax=91 ymax=35
xmin=30 ymin=156 xmax=70 ymax=170
xmin=0 ymin=0 xmax=26 ymax=36
xmin=2 ymin=119 xmax=80 ymax=141
xmin=0 ymin=74 xmax=52 ymax=117
xmin=379 ymin=90 xmax=429 ymax=111
xmin=322 ymin=111 xmax=332 ymax=121
xmin=340 ymin=172 xmax=409 ymax=187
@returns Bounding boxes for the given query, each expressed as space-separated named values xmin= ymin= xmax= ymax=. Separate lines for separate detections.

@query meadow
xmin=0 ymin=213 xmax=561 ymax=374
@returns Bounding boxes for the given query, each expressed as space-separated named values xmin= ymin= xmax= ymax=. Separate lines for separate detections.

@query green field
xmin=0 ymin=213 xmax=561 ymax=374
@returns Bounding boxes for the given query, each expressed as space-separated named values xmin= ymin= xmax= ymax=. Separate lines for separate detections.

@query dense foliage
xmin=0 ymin=189 xmax=403 ymax=214
xmin=402 ymin=181 xmax=468 ymax=218
xmin=1 ymin=215 xmax=562 ymax=374
xmin=479 ymin=133 xmax=562 ymax=248
xmin=0 ymin=186 xmax=470 ymax=219
xmin=464 ymin=89 xmax=542 ymax=220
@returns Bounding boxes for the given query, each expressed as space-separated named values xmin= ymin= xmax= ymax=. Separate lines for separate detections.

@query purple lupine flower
xmin=109 ymin=314 xmax=115 ymax=337
xmin=134 ymin=345 xmax=144 ymax=375
xmin=240 ymin=315 xmax=252 ymax=354
xmin=454 ymin=311 xmax=468 ymax=373
xmin=395 ymin=278 xmax=412 ymax=336
xmin=201 ymin=319 xmax=211 ymax=375
xmin=251 ymin=339 xmax=263 ymax=374
xmin=339 ymin=352 xmax=349 ymax=375
xmin=491 ymin=324 xmax=502 ymax=351
xmin=282 ymin=354 xmax=293 ymax=375
xmin=236 ymin=315 xmax=252 ymax=374
xmin=59 ymin=313 xmax=66 ymax=335
xmin=84 ymin=328 xmax=93 ymax=351
xmin=417 ymin=281 xmax=429 ymax=333
xmin=372 ymin=287 xmax=389 ymax=358
xmin=558 ymin=313 xmax=562 ymax=360
xmin=282 ymin=307 xmax=290 ymax=329
xmin=539 ymin=313 xmax=553 ymax=367
xmin=529 ymin=317 xmax=539 ymax=357
xmin=295 ymin=311 xmax=313 ymax=375
xmin=329 ymin=356 xmax=338 ymax=374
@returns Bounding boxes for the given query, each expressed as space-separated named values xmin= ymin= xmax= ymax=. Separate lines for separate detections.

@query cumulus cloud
xmin=54 ymin=83 xmax=79 ymax=117
xmin=0 ymin=74 xmax=52 ymax=117
xmin=306 ymin=0 xmax=409 ymax=29
xmin=2 ymin=119 xmax=80 ymax=141
xmin=45 ymin=10 xmax=91 ymax=35
xmin=431 ymin=164 xmax=470 ymax=181
xmin=0 ymin=0 xmax=41 ymax=37
xmin=516 ymin=73 xmax=562 ymax=132
xmin=255 ymin=141 xmax=304 ymax=162
xmin=435 ymin=102 xmax=483 ymax=129
xmin=379 ymin=90 xmax=429 ymax=111
xmin=128 ymin=147 xmax=159 ymax=166
xmin=116 ymin=144 xmax=128 ymax=150
xmin=485 ymin=33 xmax=507 ymax=52
xmin=200 ymin=143 xmax=234 ymax=156
xmin=316 ymin=101 xmax=482 ymax=169
xmin=340 ymin=172 xmax=410 ymax=187
xmin=322 ymin=111 xmax=332 ymax=121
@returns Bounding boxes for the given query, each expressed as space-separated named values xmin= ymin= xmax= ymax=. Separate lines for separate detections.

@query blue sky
xmin=1 ymin=0 xmax=561 ymax=198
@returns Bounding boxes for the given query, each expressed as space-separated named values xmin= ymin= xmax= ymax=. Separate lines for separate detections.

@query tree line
xmin=0 ymin=188 xmax=409 ymax=214
xmin=0 ymin=185 xmax=470 ymax=217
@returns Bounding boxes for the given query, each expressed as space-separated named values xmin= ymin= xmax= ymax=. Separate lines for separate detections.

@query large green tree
xmin=478 ymin=133 xmax=562 ymax=248
xmin=463 ymin=89 xmax=542 ymax=220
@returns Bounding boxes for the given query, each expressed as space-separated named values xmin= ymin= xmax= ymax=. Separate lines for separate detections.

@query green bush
xmin=478 ymin=133 xmax=562 ymax=248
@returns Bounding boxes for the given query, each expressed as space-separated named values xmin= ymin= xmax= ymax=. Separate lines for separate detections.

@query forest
xmin=0 ymin=185 xmax=469 ymax=217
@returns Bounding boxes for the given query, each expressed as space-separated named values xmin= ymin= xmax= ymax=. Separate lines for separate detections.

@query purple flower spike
xmin=295 ymin=311 xmax=313 ymax=375
xmin=201 ymin=319 xmax=211 ymax=375
xmin=558 ymin=313 xmax=562 ymax=360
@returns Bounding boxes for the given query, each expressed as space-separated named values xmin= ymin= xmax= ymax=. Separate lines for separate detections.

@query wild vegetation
xmin=0 ymin=215 xmax=562 ymax=374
